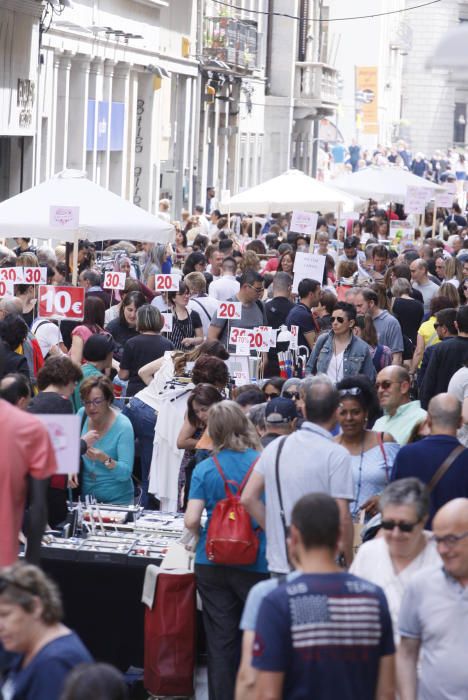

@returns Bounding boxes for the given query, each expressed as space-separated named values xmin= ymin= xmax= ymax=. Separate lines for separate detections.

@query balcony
xmin=294 ymin=62 xmax=339 ymax=118
xmin=203 ymin=16 xmax=257 ymax=72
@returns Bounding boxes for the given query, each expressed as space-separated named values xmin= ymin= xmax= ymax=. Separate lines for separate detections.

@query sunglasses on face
xmin=332 ymin=316 xmax=346 ymax=324
xmin=431 ymin=530 xmax=468 ymax=547
xmin=264 ymin=391 xmax=280 ymax=400
xmin=283 ymin=391 xmax=300 ymax=400
xmin=375 ymin=380 xmax=399 ymax=391
xmin=381 ymin=519 xmax=421 ymax=533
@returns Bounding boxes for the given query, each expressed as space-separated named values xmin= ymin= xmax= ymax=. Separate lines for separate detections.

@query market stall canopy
xmin=426 ymin=23 xmax=468 ymax=69
xmin=332 ymin=166 xmax=444 ymax=204
xmin=0 ymin=170 xmax=174 ymax=244
xmin=219 ymin=169 xmax=363 ymax=215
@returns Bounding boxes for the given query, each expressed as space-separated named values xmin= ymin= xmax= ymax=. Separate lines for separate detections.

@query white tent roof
xmin=0 ymin=170 xmax=174 ymax=244
xmin=426 ymin=24 xmax=468 ymax=69
xmin=219 ymin=169 xmax=362 ymax=214
xmin=332 ymin=166 xmax=444 ymax=204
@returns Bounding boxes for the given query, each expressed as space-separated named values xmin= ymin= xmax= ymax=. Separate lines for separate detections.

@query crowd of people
xmin=2 ymin=188 xmax=468 ymax=699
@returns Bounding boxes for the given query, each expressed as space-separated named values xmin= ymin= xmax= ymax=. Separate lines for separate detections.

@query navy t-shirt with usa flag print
xmin=252 ymin=572 xmax=394 ymax=699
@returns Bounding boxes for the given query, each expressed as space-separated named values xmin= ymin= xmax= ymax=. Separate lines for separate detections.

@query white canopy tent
xmin=332 ymin=166 xmax=444 ymax=204
xmin=0 ymin=171 xmax=174 ymax=283
xmin=219 ymin=169 xmax=363 ymax=214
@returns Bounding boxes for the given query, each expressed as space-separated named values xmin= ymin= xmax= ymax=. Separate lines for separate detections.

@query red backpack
xmin=206 ymin=455 xmax=259 ymax=566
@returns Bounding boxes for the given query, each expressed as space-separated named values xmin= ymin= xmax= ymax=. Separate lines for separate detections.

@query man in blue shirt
xmin=252 ymin=493 xmax=395 ymax=700
xmin=391 ymin=393 xmax=468 ymax=528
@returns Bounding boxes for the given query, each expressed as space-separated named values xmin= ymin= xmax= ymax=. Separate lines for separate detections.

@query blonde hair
xmin=239 ymin=250 xmax=260 ymax=273
xmin=208 ymin=400 xmax=261 ymax=453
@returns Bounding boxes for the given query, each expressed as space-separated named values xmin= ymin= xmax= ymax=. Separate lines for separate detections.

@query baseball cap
xmin=265 ymin=397 xmax=297 ymax=424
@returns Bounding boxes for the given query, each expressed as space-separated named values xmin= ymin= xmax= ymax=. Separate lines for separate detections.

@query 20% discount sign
xmin=38 ymin=286 xmax=85 ymax=321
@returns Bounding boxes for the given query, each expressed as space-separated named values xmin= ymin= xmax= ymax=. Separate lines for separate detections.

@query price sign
xmin=161 ymin=312 xmax=173 ymax=332
xmin=290 ymin=211 xmax=318 ymax=237
xmin=155 ymin=274 xmax=180 ymax=292
xmin=23 ymin=267 xmax=47 ymax=285
xmin=236 ymin=335 xmax=251 ymax=356
xmin=289 ymin=325 xmax=299 ymax=350
xmin=229 ymin=327 xmax=269 ymax=351
xmin=103 ymin=271 xmax=126 ymax=290
xmin=0 ymin=280 xmax=14 ymax=297
xmin=0 ymin=267 xmax=24 ymax=284
xmin=218 ymin=301 xmax=242 ymax=319
xmin=49 ymin=205 xmax=80 ymax=230
xmin=253 ymin=327 xmax=271 ymax=352
xmin=38 ymin=285 xmax=85 ymax=321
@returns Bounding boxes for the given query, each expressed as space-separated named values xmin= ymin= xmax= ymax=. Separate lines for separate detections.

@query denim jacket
xmin=306 ymin=331 xmax=376 ymax=381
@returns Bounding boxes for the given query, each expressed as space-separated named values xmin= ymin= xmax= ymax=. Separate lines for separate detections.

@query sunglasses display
xmin=381 ymin=519 xmax=420 ymax=533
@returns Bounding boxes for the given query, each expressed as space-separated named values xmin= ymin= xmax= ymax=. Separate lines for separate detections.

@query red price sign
xmin=0 ymin=280 xmax=14 ymax=297
xmin=0 ymin=267 xmax=23 ymax=284
xmin=23 ymin=267 xmax=47 ymax=285
xmin=38 ymin=285 xmax=85 ymax=321
xmin=103 ymin=271 xmax=126 ymax=290
xmin=229 ymin=327 xmax=268 ymax=351
xmin=218 ymin=301 xmax=242 ymax=319
xmin=155 ymin=274 xmax=180 ymax=292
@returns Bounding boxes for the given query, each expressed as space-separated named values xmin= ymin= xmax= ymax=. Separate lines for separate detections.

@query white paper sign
xmin=218 ymin=300 xmax=242 ymax=319
xmin=227 ymin=356 xmax=250 ymax=386
xmin=435 ymin=186 xmax=455 ymax=208
xmin=155 ymin=274 xmax=180 ymax=292
xmin=289 ymin=325 xmax=299 ymax=350
xmin=0 ymin=267 xmax=24 ymax=284
xmin=103 ymin=271 xmax=126 ymax=290
xmin=292 ymin=252 xmax=326 ymax=293
xmin=49 ymin=205 xmax=80 ymax=230
xmin=37 ymin=414 xmax=80 ymax=475
xmin=0 ymin=280 xmax=14 ymax=297
xmin=161 ymin=312 xmax=173 ymax=333
xmin=404 ymin=186 xmax=432 ymax=215
xmin=23 ymin=267 xmax=47 ymax=285
xmin=236 ymin=335 xmax=251 ymax=356
xmin=290 ymin=211 xmax=318 ymax=237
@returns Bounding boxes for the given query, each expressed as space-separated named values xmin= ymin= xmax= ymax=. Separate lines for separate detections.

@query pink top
xmin=71 ymin=325 xmax=95 ymax=344
xmin=0 ymin=400 xmax=57 ymax=566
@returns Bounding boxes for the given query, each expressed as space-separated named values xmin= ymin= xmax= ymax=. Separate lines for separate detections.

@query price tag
xmin=103 ymin=271 xmax=126 ymax=290
xmin=23 ymin=267 xmax=47 ymax=285
xmin=38 ymin=285 xmax=85 ymax=321
xmin=269 ymin=328 xmax=277 ymax=348
xmin=289 ymin=325 xmax=299 ymax=350
xmin=0 ymin=267 xmax=24 ymax=284
xmin=0 ymin=280 xmax=14 ymax=297
xmin=161 ymin=312 xmax=173 ymax=332
xmin=229 ymin=327 xmax=269 ymax=352
xmin=232 ymin=370 xmax=250 ymax=386
xmin=217 ymin=300 xmax=242 ymax=319
xmin=236 ymin=336 xmax=251 ymax=356
xmin=253 ymin=327 xmax=271 ymax=352
xmin=155 ymin=274 xmax=180 ymax=292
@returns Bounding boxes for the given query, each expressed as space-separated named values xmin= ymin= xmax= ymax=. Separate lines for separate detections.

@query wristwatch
xmin=105 ymin=457 xmax=113 ymax=468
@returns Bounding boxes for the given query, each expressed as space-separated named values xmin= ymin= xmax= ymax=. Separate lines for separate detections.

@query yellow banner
xmin=355 ymin=66 xmax=378 ymax=135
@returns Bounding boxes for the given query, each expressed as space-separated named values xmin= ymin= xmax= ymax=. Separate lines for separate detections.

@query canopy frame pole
xmin=432 ymin=202 xmax=437 ymax=238
xmin=72 ymin=230 xmax=80 ymax=286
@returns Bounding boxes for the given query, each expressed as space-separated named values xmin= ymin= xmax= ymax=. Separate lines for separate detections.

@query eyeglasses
xmin=375 ymin=380 xmax=400 ymax=391
xmin=248 ymin=284 xmax=263 ymax=294
xmin=381 ymin=519 xmax=421 ymax=533
xmin=83 ymin=397 xmax=107 ymax=408
xmin=338 ymin=387 xmax=362 ymax=398
xmin=264 ymin=391 xmax=280 ymax=400
xmin=0 ymin=576 xmax=36 ymax=595
xmin=283 ymin=391 xmax=300 ymax=400
xmin=431 ymin=531 xmax=468 ymax=547
xmin=176 ymin=291 xmax=190 ymax=297
xmin=331 ymin=316 xmax=346 ymax=324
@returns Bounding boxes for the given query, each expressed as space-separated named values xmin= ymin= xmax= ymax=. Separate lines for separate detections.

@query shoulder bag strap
xmin=377 ymin=431 xmax=389 ymax=482
xmin=427 ymin=444 xmax=465 ymax=493
xmin=238 ymin=457 xmax=260 ymax=494
xmin=275 ymin=436 xmax=289 ymax=546
xmin=191 ymin=296 xmax=212 ymax=322
xmin=212 ymin=453 xmax=236 ymax=498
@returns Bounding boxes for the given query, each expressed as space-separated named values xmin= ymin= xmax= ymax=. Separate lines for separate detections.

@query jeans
xmin=195 ymin=563 xmax=268 ymax=700
xmin=122 ymin=398 xmax=157 ymax=508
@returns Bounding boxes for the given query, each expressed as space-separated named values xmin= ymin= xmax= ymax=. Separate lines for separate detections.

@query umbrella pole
xmin=72 ymin=231 xmax=79 ymax=286
xmin=431 ymin=203 xmax=437 ymax=238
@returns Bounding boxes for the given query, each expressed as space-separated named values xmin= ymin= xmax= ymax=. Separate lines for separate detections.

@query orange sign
xmin=355 ymin=66 xmax=378 ymax=135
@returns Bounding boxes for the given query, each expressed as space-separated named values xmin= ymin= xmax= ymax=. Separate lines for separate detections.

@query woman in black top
xmin=0 ymin=314 xmax=30 ymax=380
xmin=105 ymin=291 xmax=145 ymax=362
xmin=391 ymin=277 xmax=424 ymax=347
xmin=119 ymin=305 xmax=174 ymax=396
xmin=167 ymin=280 xmax=203 ymax=350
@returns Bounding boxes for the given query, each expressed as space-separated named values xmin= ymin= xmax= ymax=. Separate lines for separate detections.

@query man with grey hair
xmin=242 ymin=379 xmax=354 ymax=572
xmin=0 ymin=297 xmax=22 ymax=321
xmin=409 ymin=258 xmax=439 ymax=313
xmin=79 ymin=269 xmax=110 ymax=309
xmin=391 ymin=393 xmax=468 ymax=527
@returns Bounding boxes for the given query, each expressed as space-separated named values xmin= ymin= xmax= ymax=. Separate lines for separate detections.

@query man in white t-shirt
xmin=208 ymin=257 xmax=240 ymax=301
xmin=31 ymin=318 xmax=66 ymax=359
xmin=185 ymin=272 xmax=219 ymax=336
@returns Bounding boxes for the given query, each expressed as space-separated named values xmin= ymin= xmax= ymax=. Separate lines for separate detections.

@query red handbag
xmin=205 ymin=455 xmax=259 ymax=566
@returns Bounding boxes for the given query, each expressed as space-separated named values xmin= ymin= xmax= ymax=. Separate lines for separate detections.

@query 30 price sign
xmin=0 ymin=280 xmax=14 ymax=297
xmin=218 ymin=301 xmax=242 ymax=319
xmin=155 ymin=274 xmax=180 ymax=292
xmin=0 ymin=267 xmax=23 ymax=284
xmin=23 ymin=267 xmax=47 ymax=285
xmin=103 ymin=271 xmax=126 ymax=290
xmin=38 ymin=286 xmax=85 ymax=321
xmin=229 ymin=327 xmax=270 ymax=351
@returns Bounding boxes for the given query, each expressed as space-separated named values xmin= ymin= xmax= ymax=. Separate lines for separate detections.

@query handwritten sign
xmin=36 ymin=414 xmax=80 ymax=475
xmin=103 ymin=271 xmax=126 ymax=290
xmin=292 ymin=252 xmax=326 ymax=293
xmin=218 ymin=300 xmax=242 ymax=319
xmin=161 ymin=312 xmax=173 ymax=333
xmin=404 ymin=186 xmax=432 ymax=215
xmin=290 ymin=211 xmax=318 ymax=237
xmin=49 ymin=205 xmax=80 ymax=229
xmin=155 ymin=274 xmax=180 ymax=292
xmin=0 ymin=267 xmax=23 ymax=284
xmin=23 ymin=267 xmax=47 ymax=285
xmin=0 ymin=280 xmax=14 ymax=297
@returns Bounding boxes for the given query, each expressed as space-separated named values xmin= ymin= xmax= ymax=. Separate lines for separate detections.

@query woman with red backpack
xmin=184 ymin=400 xmax=268 ymax=700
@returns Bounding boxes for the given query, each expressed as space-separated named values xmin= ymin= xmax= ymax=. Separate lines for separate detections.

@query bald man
xmin=397 ymin=499 xmax=468 ymax=700
xmin=391 ymin=393 xmax=468 ymax=527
